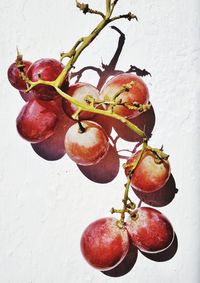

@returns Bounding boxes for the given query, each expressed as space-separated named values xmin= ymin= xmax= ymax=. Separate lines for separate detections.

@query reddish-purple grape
xmin=126 ymin=207 xmax=174 ymax=253
xmin=7 ymin=60 xmax=32 ymax=90
xmin=16 ymin=98 xmax=59 ymax=143
xmin=81 ymin=217 xmax=129 ymax=271
xmin=27 ymin=58 xmax=69 ymax=100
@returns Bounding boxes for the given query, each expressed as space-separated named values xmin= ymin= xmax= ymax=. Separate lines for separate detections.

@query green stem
xmin=111 ymin=0 xmax=118 ymax=14
xmin=19 ymin=1 xmax=146 ymax=223
xmin=55 ymin=18 xmax=109 ymax=87
xmin=16 ymin=1 xmax=149 ymax=225
xmin=55 ymin=87 xmax=147 ymax=140
xmin=106 ymin=0 xmax=111 ymax=16
xmin=119 ymin=176 xmax=131 ymax=226
xmin=119 ymin=142 xmax=147 ymax=225
xmin=55 ymin=0 xmax=135 ymax=87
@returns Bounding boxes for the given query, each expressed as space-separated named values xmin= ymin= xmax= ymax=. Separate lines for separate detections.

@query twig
xmin=110 ymin=12 xmax=138 ymax=23
xmin=76 ymin=0 xmax=105 ymax=18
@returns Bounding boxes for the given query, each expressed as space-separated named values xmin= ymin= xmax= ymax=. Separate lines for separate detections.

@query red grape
xmin=31 ymin=99 xmax=75 ymax=160
xmin=27 ymin=58 xmax=68 ymax=100
xmin=125 ymin=149 xmax=170 ymax=193
xmin=64 ymin=120 xmax=109 ymax=166
xmin=81 ymin=217 xmax=129 ymax=271
xmin=102 ymin=243 xmax=138 ymax=277
xmin=16 ymin=98 xmax=59 ymax=143
xmin=19 ymin=90 xmax=34 ymax=102
xmin=7 ymin=60 xmax=32 ymax=90
xmin=100 ymin=73 xmax=149 ymax=118
xmin=62 ymin=82 xmax=100 ymax=120
xmin=126 ymin=207 xmax=174 ymax=253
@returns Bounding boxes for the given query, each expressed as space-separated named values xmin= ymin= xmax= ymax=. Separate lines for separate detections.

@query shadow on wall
xmin=133 ymin=174 xmax=178 ymax=207
xmin=101 ymin=235 xmax=178 ymax=278
xmin=71 ymin=26 xmax=152 ymax=90
xmin=102 ymin=244 xmax=138 ymax=277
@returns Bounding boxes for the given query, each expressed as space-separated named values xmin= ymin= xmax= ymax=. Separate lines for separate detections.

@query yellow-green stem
xmin=55 ymin=0 xmax=134 ymax=87
xmin=19 ymin=1 xmax=146 ymax=226
xmin=55 ymin=87 xmax=147 ymax=140
xmin=119 ymin=143 xmax=147 ymax=225
xmin=120 ymin=176 xmax=132 ymax=225
xmin=106 ymin=0 xmax=111 ymax=16
xmin=55 ymin=18 xmax=109 ymax=87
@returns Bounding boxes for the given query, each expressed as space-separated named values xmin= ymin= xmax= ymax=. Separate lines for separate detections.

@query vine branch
xmin=56 ymin=0 xmax=137 ymax=87
xmin=76 ymin=0 xmax=105 ymax=18
xmin=54 ymin=86 xmax=147 ymax=140
xmin=16 ymin=1 xmax=150 ymax=227
xmin=110 ymin=12 xmax=138 ymax=23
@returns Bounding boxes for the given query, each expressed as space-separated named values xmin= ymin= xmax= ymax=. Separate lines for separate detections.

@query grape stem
xmin=16 ymin=0 xmax=152 ymax=226
xmin=75 ymin=1 xmax=105 ymax=18
xmin=55 ymin=0 xmax=137 ymax=87
xmin=19 ymin=0 xmax=146 ymax=141
xmin=55 ymin=87 xmax=147 ymax=140
xmin=118 ymin=141 xmax=147 ymax=226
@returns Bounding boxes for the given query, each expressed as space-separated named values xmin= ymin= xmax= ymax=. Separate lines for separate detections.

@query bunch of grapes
xmin=7 ymin=0 xmax=177 ymax=277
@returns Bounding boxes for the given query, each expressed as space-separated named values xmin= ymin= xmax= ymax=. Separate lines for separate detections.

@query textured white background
xmin=0 ymin=0 xmax=200 ymax=282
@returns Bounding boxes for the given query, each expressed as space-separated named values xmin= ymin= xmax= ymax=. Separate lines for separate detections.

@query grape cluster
xmin=7 ymin=0 xmax=176 ymax=277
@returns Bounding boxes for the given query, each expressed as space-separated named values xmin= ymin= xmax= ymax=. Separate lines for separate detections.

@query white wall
xmin=0 ymin=0 xmax=200 ymax=282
